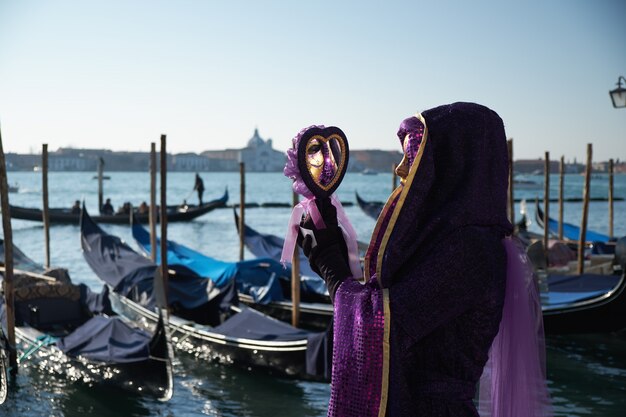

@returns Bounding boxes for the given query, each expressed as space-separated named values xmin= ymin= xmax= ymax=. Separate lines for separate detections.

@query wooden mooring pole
xmin=578 ymin=144 xmax=592 ymax=275
xmin=291 ymin=191 xmax=301 ymax=328
xmin=158 ymin=135 xmax=169 ymax=310
xmin=97 ymin=157 xmax=104 ymax=213
xmin=42 ymin=144 xmax=50 ymax=269
xmin=543 ymin=151 xmax=550 ymax=265
xmin=0 ymin=126 xmax=17 ymax=374
xmin=149 ymin=143 xmax=157 ymax=262
xmin=558 ymin=156 xmax=565 ymax=241
xmin=507 ymin=139 xmax=514 ymax=224
xmin=609 ymin=158 xmax=614 ymax=239
xmin=239 ymin=162 xmax=245 ymax=261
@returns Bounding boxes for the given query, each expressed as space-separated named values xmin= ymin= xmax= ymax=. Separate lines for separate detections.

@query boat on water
xmin=80 ymin=208 xmax=331 ymax=380
xmin=239 ymin=205 xmax=626 ymax=335
xmin=134 ymin=215 xmax=332 ymax=330
xmin=540 ymin=237 xmax=626 ymax=334
xmin=355 ymin=191 xmax=384 ymax=220
xmin=0 ymin=240 xmax=173 ymax=400
xmin=8 ymin=184 xmax=18 ymax=193
xmin=534 ymin=200 xmax=615 ymax=254
xmin=9 ymin=188 xmax=228 ymax=224
xmin=513 ymin=177 xmax=541 ymax=189
xmin=361 ymin=169 xmax=378 ymax=175
xmin=0 ymin=326 xmax=7 ymax=404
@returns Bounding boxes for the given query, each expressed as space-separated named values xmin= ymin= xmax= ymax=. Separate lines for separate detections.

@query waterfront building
xmin=202 ymin=128 xmax=285 ymax=172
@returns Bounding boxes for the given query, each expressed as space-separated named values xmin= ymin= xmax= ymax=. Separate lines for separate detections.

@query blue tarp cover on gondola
xmin=81 ymin=208 xmax=215 ymax=311
xmin=546 ymin=215 xmax=610 ymax=243
xmin=233 ymin=213 xmax=329 ymax=297
xmin=544 ymin=273 xmax=622 ymax=306
xmin=213 ymin=307 xmax=311 ymax=341
xmin=133 ymin=222 xmax=287 ymax=304
xmin=0 ymin=239 xmax=44 ymax=273
xmin=56 ymin=316 xmax=152 ymax=363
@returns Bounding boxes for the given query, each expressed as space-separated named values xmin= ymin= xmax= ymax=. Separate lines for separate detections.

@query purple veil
xmin=479 ymin=237 xmax=552 ymax=417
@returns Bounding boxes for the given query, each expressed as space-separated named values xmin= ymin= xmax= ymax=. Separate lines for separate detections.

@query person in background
xmin=101 ymin=198 xmax=114 ymax=215
xmin=297 ymin=102 xmax=551 ymax=417
xmin=194 ymin=173 xmax=205 ymax=205
xmin=71 ymin=200 xmax=81 ymax=214
xmin=138 ymin=201 xmax=149 ymax=214
xmin=116 ymin=202 xmax=131 ymax=215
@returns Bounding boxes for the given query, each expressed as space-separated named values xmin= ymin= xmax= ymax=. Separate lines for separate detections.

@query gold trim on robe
xmin=373 ymin=112 xmax=429 ymax=417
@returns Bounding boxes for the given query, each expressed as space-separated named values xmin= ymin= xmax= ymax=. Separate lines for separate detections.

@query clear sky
xmin=0 ymin=0 xmax=624 ymax=161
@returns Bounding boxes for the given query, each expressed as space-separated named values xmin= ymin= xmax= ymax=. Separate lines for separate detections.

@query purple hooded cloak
xmin=329 ymin=102 xmax=551 ymax=417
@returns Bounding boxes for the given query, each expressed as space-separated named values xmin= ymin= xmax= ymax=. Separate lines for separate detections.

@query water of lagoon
xmin=1 ymin=171 xmax=625 ymax=417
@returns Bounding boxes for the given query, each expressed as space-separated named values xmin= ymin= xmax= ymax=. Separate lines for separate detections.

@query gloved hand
xmin=298 ymin=197 xmax=352 ymax=301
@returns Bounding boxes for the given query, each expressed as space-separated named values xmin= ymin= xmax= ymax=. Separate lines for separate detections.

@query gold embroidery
xmin=377 ymin=288 xmax=391 ymax=417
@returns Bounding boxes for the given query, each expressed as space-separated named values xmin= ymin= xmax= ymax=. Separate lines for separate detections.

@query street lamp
xmin=609 ymin=76 xmax=626 ymax=108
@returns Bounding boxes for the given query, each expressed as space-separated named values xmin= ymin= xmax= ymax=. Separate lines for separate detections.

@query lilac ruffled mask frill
xmin=280 ymin=125 xmax=362 ymax=280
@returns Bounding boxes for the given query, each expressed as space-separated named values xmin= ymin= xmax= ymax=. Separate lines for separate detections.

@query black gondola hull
xmin=542 ymin=274 xmax=626 ymax=334
xmin=108 ymin=291 xmax=318 ymax=380
xmin=237 ymin=294 xmax=332 ymax=331
xmin=14 ymin=319 xmax=172 ymax=400
xmin=9 ymin=190 xmax=228 ymax=224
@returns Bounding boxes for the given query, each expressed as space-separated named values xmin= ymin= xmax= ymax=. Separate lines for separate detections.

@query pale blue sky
xmin=0 ymin=0 xmax=624 ymax=161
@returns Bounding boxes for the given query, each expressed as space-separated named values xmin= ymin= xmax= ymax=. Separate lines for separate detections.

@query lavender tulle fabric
xmin=479 ymin=237 xmax=552 ymax=417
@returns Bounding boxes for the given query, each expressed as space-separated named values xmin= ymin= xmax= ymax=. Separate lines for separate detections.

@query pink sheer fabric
xmin=479 ymin=237 xmax=553 ymax=417
xmin=280 ymin=195 xmax=361 ymax=280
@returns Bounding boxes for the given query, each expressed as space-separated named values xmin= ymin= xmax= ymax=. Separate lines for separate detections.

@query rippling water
xmin=1 ymin=171 xmax=625 ymax=416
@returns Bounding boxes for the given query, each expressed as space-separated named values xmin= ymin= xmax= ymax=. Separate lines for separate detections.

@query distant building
xmin=513 ymin=159 xmax=561 ymax=174
xmin=173 ymin=153 xmax=212 ymax=171
xmin=202 ymin=128 xmax=285 ymax=172
xmin=351 ymin=149 xmax=403 ymax=173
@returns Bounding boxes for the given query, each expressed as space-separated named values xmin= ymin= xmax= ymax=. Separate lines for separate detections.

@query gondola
xmin=9 ymin=188 xmax=228 ymax=224
xmin=233 ymin=210 xmax=368 ymax=276
xmin=0 ymin=240 xmax=173 ymax=400
xmin=355 ymin=192 xmax=383 ymax=220
xmin=535 ymin=200 xmax=615 ymax=254
xmin=232 ymin=211 xmax=320 ymax=283
xmin=0 ymin=326 xmax=7 ymax=404
xmin=134 ymin=217 xmax=333 ymax=330
xmin=80 ymin=208 xmax=331 ymax=380
xmin=233 ymin=212 xmax=626 ymax=335
xmin=541 ymin=237 xmax=626 ymax=333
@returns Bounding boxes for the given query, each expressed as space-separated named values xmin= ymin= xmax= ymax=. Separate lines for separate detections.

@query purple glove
xmin=298 ymin=198 xmax=351 ymax=301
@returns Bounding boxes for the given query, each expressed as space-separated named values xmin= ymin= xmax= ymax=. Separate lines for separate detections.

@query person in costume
xmin=296 ymin=102 xmax=551 ymax=417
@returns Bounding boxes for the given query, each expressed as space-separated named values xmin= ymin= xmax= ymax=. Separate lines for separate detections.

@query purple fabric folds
xmin=479 ymin=237 xmax=552 ymax=417
xmin=328 ymin=277 xmax=385 ymax=417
